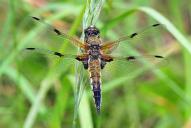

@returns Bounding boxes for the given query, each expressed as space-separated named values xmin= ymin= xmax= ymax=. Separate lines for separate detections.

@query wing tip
xmin=130 ymin=32 xmax=138 ymax=38
xmin=32 ymin=16 xmax=40 ymax=21
xmin=155 ymin=55 xmax=164 ymax=58
xmin=26 ymin=48 xmax=35 ymax=50
xmin=152 ymin=23 xmax=160 ymax=27
xmin=126 ymin=56 xmax=136 ymax=61
xmin=54 ymin=52 xmax=64 ymax=57
xmin=54 ymin=29 xmax=61 ymax=35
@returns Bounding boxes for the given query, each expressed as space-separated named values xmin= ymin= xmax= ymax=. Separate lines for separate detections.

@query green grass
xmin=0 ymin=0 xmax=191 ymax=128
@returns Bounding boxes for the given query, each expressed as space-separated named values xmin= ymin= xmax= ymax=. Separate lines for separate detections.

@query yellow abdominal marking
xmin=88 ymin=59 xmax=101 ymax=89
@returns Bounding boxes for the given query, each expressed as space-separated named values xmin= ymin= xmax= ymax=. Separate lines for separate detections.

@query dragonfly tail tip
xmin=96 ymin=107 xmax=101 ymax=114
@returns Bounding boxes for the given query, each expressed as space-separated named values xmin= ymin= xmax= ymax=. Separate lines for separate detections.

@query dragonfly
xmin=26 ymin=16 xmax=164 ymax=113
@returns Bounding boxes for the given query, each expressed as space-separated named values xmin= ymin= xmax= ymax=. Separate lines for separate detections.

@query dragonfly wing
xmin=32 ymin=17 xmax=87 ymax=49
xmin=25 ymin=47 xmax=88 ymax=61
xmin=101 ymin=24 xmax=162 ymax=54
xmin=101 ymin=54 xmax=166 ymax=85
xmin=101 ymin=53 xmax=164 ymax=62
xmin=103 ymin=54 xmax=166 ymax=67
xmin=101 ymin=54 xmax=165 ymax=73
xmin=111 ymin=55 xmax=164 ymax=62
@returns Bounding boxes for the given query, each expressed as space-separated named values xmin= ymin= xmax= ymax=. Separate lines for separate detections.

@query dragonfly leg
xmin=76 ymin=55 xmax=89 ymax=69
xmin=82 ymin=60 xmax=89 ymax=69
xmin=100 ymin=60 xmax=107 ymax=69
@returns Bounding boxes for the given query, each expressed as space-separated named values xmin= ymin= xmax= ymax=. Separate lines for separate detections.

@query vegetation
xmin=0 ymin=0 xmax=191 ymax=128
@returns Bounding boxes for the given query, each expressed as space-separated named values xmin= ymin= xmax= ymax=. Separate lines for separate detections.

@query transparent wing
xmin=111 ymin=55 xmax=164 ymax=61
xmin=101 ymin=54 xmax=164 ymax=63
xmin=101 ymin=54 xmax=166 ymax=86
xmin=25 ymin=47 xmax=88 ymax=60
xmin=101 ymin=24 xmax=162 ymax=53
xmin=32 ymin=17 xmax=87 ymax=49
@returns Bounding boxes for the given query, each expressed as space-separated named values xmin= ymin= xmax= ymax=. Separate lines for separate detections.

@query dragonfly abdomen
xmin=88 ymin=59 xmax=102 ymax=113
xmin=92 ymin=82 xmax=101 ymax=113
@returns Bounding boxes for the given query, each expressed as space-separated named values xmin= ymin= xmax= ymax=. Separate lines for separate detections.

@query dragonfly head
xmin=84 ymin=25 xmax=100 ymax=38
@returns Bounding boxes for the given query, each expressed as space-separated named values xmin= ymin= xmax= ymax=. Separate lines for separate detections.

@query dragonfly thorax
xmin=89 ymin=44 xmax=100 ymax=60
xmin=89 ymin=44 xmax=100 ymax=49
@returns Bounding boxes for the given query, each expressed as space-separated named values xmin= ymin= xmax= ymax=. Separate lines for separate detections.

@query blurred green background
xmin=1 ymin=0 xmax=191 ymax=128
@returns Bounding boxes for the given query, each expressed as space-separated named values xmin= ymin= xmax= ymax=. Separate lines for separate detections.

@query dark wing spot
xmin=54 ymin=52 xmax=63 ymax=57
xmin=152 ymin=24 xmax=160 ymax=27
xmin=32 ymin=17 xmax=40 ymax=21
xmin=155 ymin=55 xmax=164 ymax=58
xmin=26 ymin=48 xmax=35 ymax=50
xmin=130 ymin=33 xmax=138 ymax=38
xmin=127 ymin=56 xmax=135 ymax=61
xmin=54 ymin=29 xmax=61 ymax=35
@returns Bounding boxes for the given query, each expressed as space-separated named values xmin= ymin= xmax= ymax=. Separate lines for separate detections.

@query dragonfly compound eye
xmin=85 ymin=26 xmax=100 ymax=37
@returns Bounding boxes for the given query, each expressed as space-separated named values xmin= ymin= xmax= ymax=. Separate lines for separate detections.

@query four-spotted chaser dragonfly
xmin=26 ymin=16 xmax=164 ymax=113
